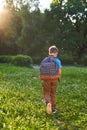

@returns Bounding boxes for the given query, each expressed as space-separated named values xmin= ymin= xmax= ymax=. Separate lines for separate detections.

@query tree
xmin=64 ymin=0 xmax=87 ymax=59
xmin=48 ymin=0 xmax=87 ymax=59
xmin=0 ymin=0 xmax=41 ymax=55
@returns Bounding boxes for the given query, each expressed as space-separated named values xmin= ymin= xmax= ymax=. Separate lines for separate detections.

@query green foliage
xmin=59 ymin=54 xmax=74 ymax=65
xmin=82 ymin=55 xmax=87 ymax=66
xmin=0 ymin=64 xmax=87 ymax=129
xmin=13 ymin=55 xmax=32 ymax=67
xmin=32 ymin=56 xmax=42 ymax=64
xmin=49 ymin=0 xmax=87 ymax=60
xmin=0 ymin=0 xmax=87 ymax=64
xmin=0 ymin=55 xmax=12 ymax=63
xmin=0 ymin=55 xmax=32 ymax=67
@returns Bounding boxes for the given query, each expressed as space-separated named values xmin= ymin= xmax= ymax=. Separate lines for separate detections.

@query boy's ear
xmin=48 ymin=52 xmax=50 ymax=55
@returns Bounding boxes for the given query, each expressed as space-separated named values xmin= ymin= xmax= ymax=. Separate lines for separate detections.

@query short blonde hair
xmin=49 ymin=45 xmax=58 ymax=53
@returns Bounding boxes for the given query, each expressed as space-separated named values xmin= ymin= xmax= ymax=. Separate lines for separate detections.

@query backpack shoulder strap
xmin=41 ymin=56 xmax=50 ymax=63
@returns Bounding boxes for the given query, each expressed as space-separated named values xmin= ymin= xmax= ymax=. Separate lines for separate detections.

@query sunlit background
xmin=0 ymin=0 xmax=10 ymax=30
xmin=39 ymin=0 xmax=52 ymax=12
xmin=0 ymin=0 xmax=53 ymax=32
xmin=0 ymin=0 xmax=87 ymax=66
xmin=0 ymin=0 xmax=4 ymax=12
xmin=0 ymin=0 xmax=52 ymax=12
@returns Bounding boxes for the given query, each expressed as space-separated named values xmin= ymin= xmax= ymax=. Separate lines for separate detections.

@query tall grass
xmin=0 ymin=64 xmax=87 ymax=130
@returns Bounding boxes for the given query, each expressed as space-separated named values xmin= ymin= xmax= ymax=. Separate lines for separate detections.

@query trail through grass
xmin=0 ymin=64 xmax=87 ymax=130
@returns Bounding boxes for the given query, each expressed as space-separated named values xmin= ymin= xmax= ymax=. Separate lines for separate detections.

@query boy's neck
xmin=49 ymin=53 xmax=58 ymax=57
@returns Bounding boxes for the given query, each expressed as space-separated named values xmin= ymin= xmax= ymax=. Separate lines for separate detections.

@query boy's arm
xmin=55 ymin=58 xmax=62 ymax=79
xmin=58 ymin=68 xmax=62 ymax=80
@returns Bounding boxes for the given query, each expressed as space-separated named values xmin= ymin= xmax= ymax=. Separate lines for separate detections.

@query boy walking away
xmin=40 ymin=45 xmax=62 ymax=114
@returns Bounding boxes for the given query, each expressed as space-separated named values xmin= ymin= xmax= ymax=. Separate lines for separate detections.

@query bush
xmin=59 ymin=54 xmax=74 ymax=65
xmin=0 ymin=55 xmax=32 ymax=67
xmin=32 ymin=56 xmax=42 ymax=64
xmin=0 ymin=55 xmax=12 ymax=63
xmin=82 ymin=55 xmax=87 ymax=66
xmin=13 ymin=55 xmax=32 ymax=67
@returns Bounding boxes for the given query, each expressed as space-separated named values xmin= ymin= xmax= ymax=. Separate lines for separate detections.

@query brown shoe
xmin=46 ymin=103 xmax=52 ymax=114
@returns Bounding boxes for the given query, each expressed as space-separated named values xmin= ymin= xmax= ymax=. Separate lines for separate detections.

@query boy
xmin=40 ymin=45 xmax=62 ymax=114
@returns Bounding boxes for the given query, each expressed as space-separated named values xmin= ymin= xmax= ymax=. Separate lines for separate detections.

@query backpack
xmin=40 ymin=56 xmax=59 ymax=80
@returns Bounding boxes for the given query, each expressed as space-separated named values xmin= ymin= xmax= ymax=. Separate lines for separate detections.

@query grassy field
xmin=0 ymin=64 xmax=87 ymax=130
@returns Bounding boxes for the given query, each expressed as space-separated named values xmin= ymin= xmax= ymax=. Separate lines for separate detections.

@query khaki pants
xmin=42 ymin=79 xmax=58 ymax=110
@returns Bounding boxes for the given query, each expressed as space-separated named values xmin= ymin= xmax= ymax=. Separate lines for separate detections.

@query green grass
xmin=0 ymin=64 xmax=87 ymax=130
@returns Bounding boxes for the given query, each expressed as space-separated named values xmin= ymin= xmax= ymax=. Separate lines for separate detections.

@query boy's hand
xmin=58 ymin=78 xmax=60 ymax=82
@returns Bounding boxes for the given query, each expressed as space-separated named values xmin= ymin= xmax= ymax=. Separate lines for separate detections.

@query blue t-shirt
xmin=54 ymin=57 xmax=62 ymax=68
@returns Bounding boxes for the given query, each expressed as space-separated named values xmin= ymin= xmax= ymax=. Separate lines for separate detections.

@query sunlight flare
xmin=0 ymin=0 xmax=4 ymax=12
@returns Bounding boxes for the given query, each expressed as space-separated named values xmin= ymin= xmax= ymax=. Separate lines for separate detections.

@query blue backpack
xmin=40 ymin=56 xmax=59 ymax=80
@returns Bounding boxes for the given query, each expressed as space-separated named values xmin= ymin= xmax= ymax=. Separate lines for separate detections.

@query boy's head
xmin=48 ymin=45 xmax=58 ymax=57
